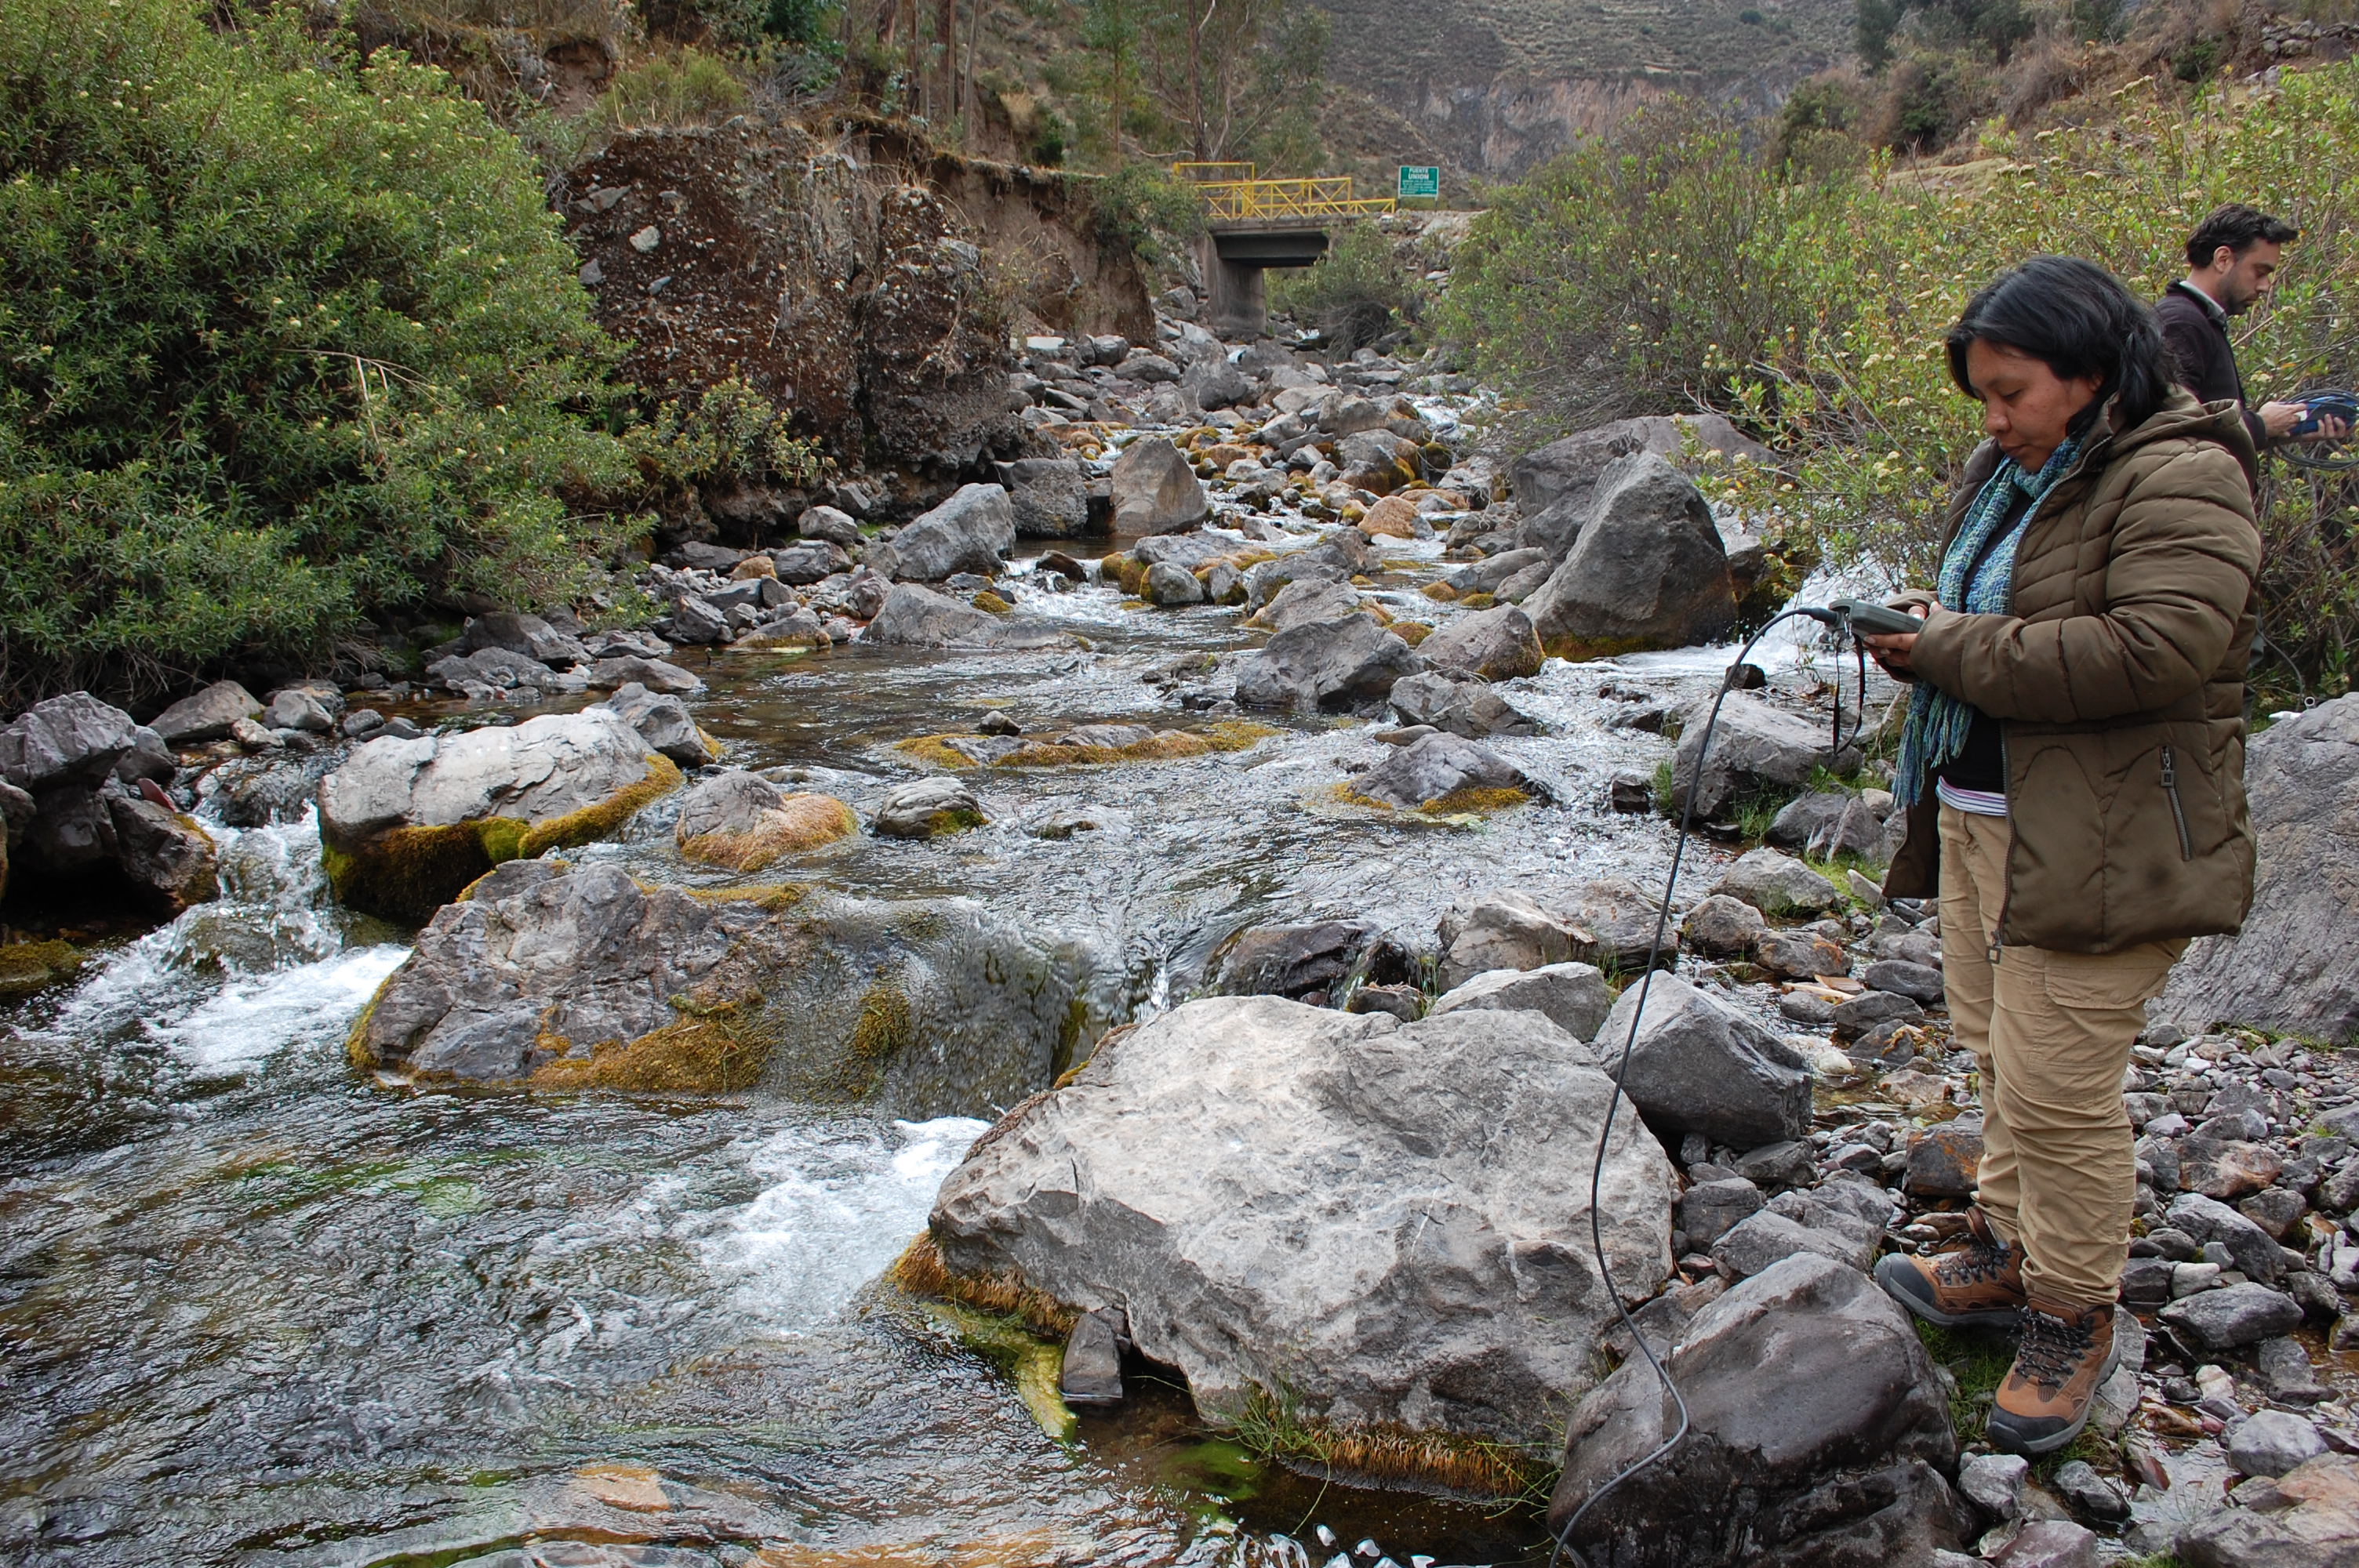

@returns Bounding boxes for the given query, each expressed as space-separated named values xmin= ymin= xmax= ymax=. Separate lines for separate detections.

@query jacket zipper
xmin=2161 ymin=744 xmax=2194 ymax=860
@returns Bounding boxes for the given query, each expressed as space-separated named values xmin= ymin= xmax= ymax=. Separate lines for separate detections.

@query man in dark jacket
xmin=2155 ymin=203 xmax=2347 ymax=450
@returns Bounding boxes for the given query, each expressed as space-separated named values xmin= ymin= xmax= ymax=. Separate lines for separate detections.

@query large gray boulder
xmin=860 ymin=583 xmax=1071 ymax=651
xmin=1418 ymin=604 xmax=1544 ymax=681
xmin=149 ymin=681 xmax=262 ymax=746
xmin=1388 ymin=670 xmax=1538 ymax=739
xmin=2159 ymin=695 xmax=2359 ymax=1045
xmin=593 ymin=683 xmax=717 ymax=767
xmin=879 ymin=483 xmax=1016 ymax=581
xmin=1352 ymin=731 xmax=1536 ymax=811
xmin=1429 ymin=962 xmax=1612 ymax=1041
xmin=1245 ymin=576 xmax=1362 ymax=634
xmin=316 ymin=710 xmax=678 ymax=920
xmin=351 ymin=859 xmax=1070 ymax=1112
xmin=1003 ymin=458 xmax=1094 ymax=539
xmin=1594 ymin=972 xmax=1814 ymax=1147
xmin=457 ymin=612 xmax=590 ymax=667
xmin=1713 ymin=848 xmax=1843 ymax=917
xmin=1438 ymin=891 xmax=1583 ymax=990
xmin=0 ymin=693 xmax=142 ymax=790
xmin=927 ymin=996 xmax=1677 ymax=1446
xmin=107 ymin=793 xmax=220 ymax=914
xmin=1548 ymin=1253 xmax=1966 ymax=1568
xmin=1522 ymin=453 xmax=1736 ymax=660
xmin=1510 ymin=414 xmax=1775 ymax=560
xmin=1110 ymin=437 xmax=1210 ymax=534
xmin=1671 ymin=691 xmax=1861 ymax=818
xmin=1233 ymin=614 xmax=1425 ymax=713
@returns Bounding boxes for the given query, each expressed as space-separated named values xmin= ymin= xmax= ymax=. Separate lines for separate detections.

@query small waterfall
xmin=32 ymin=806 xmax=409 ymax=1073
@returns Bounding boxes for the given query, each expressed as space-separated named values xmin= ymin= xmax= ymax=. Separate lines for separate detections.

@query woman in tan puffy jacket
xmin=1862 ymin=256 xmax=2260 ymax=1456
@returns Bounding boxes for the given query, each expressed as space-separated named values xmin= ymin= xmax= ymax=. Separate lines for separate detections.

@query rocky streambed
xmin=5 ymin=318 xmax=2358 ymax=1568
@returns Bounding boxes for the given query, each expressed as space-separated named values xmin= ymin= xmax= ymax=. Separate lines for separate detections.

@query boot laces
xmin=2015 ymin=1308 xmax=2097 ymax=1392
xmin=1934 ymin=1229 xmax=2011 ymax=1287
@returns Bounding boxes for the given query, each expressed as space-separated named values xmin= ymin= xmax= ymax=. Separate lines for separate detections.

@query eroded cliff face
xmin=558 ymin=118 xmax=1150 ymax=481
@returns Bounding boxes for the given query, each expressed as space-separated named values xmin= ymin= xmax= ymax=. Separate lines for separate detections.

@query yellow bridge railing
xmin=1171 ymin=162 xmax=1396 ymax=222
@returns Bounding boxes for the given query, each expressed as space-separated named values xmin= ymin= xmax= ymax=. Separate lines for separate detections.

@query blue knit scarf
xmin=1892 ymin=437 xmax=2082 ymax=807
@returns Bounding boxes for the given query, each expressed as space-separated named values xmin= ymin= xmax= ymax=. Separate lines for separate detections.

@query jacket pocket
xmin=2159 ymin=745 xmax=2193 ymax=862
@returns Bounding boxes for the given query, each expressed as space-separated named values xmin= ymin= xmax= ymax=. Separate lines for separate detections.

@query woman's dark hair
xmin=1943 ymin=256 xmax=2172 ymax=437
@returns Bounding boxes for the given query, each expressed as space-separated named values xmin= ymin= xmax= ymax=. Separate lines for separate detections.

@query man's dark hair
xmin=2184 ymin=203 xmax=2299 ymax=270
xmin=1945 ymin=256 xmax=2172 ymax=436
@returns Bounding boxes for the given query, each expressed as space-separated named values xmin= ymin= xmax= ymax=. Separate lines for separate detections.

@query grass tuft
xmin=1228 ymin=1383 xmax=1547 ymax=1499
xmin=888 ymin=1231 xmax=1081 ymax=1340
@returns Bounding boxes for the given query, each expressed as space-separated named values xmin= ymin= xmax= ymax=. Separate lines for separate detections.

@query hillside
xmin=1314 ymin=0 xmax=1856 ymax=176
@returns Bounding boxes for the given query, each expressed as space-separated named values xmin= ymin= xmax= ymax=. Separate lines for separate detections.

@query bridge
xmin=1175 ymin=164 xmax=1394 ymax=337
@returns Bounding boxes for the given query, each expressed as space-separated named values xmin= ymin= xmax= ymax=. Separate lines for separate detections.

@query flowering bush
xmin=0 ymin=0 xmax=640 ymax=706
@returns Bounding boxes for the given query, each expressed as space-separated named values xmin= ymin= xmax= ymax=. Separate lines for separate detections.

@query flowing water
xmin=0 ymin=504 xmax=1872 ymax=1567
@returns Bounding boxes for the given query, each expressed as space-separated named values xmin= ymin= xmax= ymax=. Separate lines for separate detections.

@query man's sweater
xmin=2155 ymin=279 xmax=2270 ymax=449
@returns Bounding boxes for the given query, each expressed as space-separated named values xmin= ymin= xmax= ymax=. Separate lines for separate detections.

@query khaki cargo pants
xmin=1939 ymin=805 xmax=2186 ymax=1312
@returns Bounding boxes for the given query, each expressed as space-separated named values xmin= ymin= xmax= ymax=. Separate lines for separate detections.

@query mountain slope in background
xmin=1313 ymin=0 xmax=1855 ymax=178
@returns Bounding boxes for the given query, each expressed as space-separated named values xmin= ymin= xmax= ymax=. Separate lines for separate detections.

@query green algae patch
xmin=1420 ymin=786 xmax=1534 ymax=815
xmin=0 ymin=939 xmax=86 ymax=1000
xmin=921 ymin=1298 xmax=1076 ymax=1443
xmin=326 ymin=756 xmax=682 ymax=921
xmin=1421 ymin=581 xmax=1459 ymax=602
xmin=1541 ymin=631 xmax=1674 ymax=662
xmin=531 ymin=991 xmax=774 ymax=1094
xmin=972 ymin=590 xmax=1014 ymax=615
xmin=894 ymin=722 xmax=1280 ymax=773
xmin=678 ymin=793 xmax=857 ymax=873
xmin=1456 ymin=591 xmax=1497 ymax=611
xmin=682 ymin=883 xmax=810 ymax=913
xmin=1392 ymin=621 xmax=1434 ymax=647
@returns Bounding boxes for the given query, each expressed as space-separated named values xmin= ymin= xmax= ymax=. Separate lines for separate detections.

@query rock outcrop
xmin=860 ymin=583 xmax=1075 ymax=650
xmin=1 ymin=692 xmax=218 ymax=916
xmin=926 ymin=996 xmax=1676 ymax=1449
xmin=1548 ymin=1254 xmax=1966 ymax=1568
xmin=1351 ymin=732 xmax=1538 ymax=811
xmin=1510 ymin=414 xmax=1775 ymax=560
xmin=350 ymin=859 xmax=1074 ymax=1114
xmin=2160 ymin=695 xmax=2359 ymax=1044
xmin=1523 ymin=453 xmax=1736 ymax=659
xmin=317 ymin=711 xmax=681 ymax=920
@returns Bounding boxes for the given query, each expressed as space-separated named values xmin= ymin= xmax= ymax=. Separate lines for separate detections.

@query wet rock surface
xmin=929 ymin=996 xmax=1677 ymax=1447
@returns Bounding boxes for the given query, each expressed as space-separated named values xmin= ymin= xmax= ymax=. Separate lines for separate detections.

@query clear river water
xmin=0 ymin=516 xmax=1859 ymax=1568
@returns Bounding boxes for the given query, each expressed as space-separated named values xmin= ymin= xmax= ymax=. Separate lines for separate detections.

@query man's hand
xmin=1861 ymin=603 xmax=1933 ymax=675
xmin=2261 ymin=401 xmax=2350 ymax=441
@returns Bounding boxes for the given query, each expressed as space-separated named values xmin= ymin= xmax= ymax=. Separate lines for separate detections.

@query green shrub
xmin=625 ymin=375 xmax=831 ymax=495
xmin=1443 ymin=101 xmax=1861 ymax=431
xmin=1269 ymin=222 xmax=1419 ymax=352
xmin=0 ymin=0 xmax=639 ymax=707
xmin=587 ymin=45 xmax=749 ymax=130
xmin=1086 ymin=162 xmax=1204 ymax=268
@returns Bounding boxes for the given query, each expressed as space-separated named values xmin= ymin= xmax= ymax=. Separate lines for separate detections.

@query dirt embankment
xmin=559 ymin=116 xmax=1151 ymax=499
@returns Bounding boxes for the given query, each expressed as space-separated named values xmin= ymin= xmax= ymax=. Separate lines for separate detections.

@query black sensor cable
xmin=1548 ymin=601 xmax=1885 ymax=1568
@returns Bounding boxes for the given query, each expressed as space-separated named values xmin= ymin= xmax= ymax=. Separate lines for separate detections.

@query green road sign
xmin=1398 ymin=165 xmax=1441 ymax=200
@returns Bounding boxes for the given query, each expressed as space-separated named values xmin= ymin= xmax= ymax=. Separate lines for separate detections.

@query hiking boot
xmin=1874 ymin=1207 xmax=2026 ymax=1328
xmin=1987 ymin=1301 xmax=2121 ymax=1456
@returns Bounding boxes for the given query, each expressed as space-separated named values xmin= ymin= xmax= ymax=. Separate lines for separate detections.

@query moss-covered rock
xmin=0 ymin=938 xmax=85 ymax=999
xmin=893 ymin=720 xmax=1280 ymax=771
xmin=318 ymin=711 xmax=682 ymax=921
xmin=673 ymin=768 xmax=857 ymax=873
xmin=350 ymin=858 xmax=1077 ymax=1112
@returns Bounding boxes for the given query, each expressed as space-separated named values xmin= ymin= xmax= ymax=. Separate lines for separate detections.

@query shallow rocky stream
xmin=0 ymin=497 xmax=1866 ymax=1568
